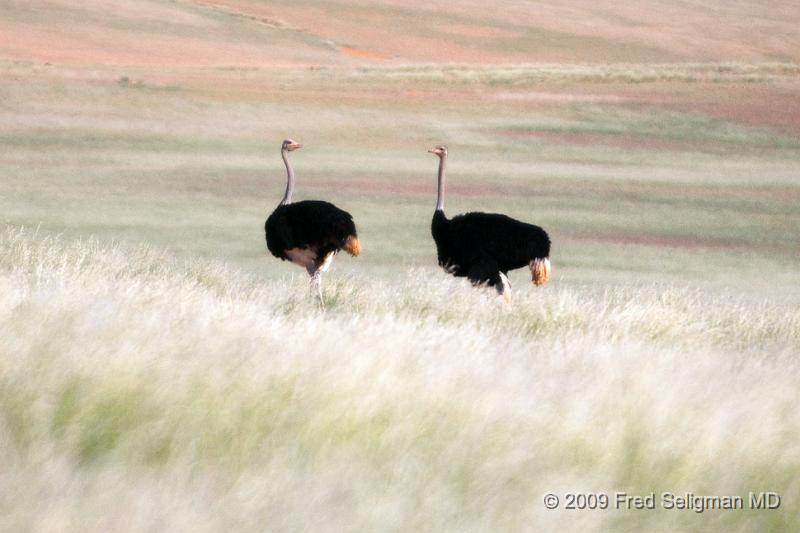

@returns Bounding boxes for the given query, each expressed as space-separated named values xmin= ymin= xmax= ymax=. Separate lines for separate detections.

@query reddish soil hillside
xmin=1 ymin=0 xmax=798 ymax=66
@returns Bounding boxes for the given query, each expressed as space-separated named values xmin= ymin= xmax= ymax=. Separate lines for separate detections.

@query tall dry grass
xmin=348 ymin=62 xmax=800 ymax=85
xmin=1 ymin=227 xmax=798 ymax=531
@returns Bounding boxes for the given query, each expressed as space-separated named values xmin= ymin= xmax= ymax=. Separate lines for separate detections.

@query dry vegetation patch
xmin=1 ymin=228 xmax=798 ymax=531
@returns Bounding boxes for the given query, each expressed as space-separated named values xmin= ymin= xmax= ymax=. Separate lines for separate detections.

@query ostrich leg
xmin=306 ymin=252 xmax=334 ymax=308
xmin=311 ymin=271 xmax=324 ymax=307
xmin=305 ymin=265 xmax=325 ymax=308
xmin=467 ymin=260 xmax=511 ymax=301
xmin=497 ymin=272 xmax=512 ymax=302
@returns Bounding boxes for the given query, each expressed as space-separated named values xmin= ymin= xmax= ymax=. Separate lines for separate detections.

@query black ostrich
xmin=265 ymin=139 xmax=360 ymax=303
xmin=428 ymin=145 xmax=550 ymax=298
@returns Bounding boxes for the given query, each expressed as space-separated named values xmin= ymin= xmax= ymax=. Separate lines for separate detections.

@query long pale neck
xmin=279 ymin=148 xmax=294 ymax=206
xmin=435 ymin=155 xmax=446 ymax=212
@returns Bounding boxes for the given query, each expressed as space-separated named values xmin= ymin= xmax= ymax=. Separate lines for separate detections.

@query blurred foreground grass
xmin=1 ymin=228 xmax=798 ymax=531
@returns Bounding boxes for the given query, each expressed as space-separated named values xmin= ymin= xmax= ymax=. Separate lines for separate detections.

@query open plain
xmin=1 ymin=1 xmax=799 ymax=531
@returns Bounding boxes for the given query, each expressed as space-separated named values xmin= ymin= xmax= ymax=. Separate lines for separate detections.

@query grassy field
xmin=3 ymin=60 xmax=799 ymax=292
xmin=2 ymin=1 xmax=800 ymax=531
xmin=1 ymin=228 xmax=799 ymax=531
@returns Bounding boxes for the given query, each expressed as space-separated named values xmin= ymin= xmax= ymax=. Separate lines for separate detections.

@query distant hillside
xmin=1 ymin=0 xmax=799 ymax=66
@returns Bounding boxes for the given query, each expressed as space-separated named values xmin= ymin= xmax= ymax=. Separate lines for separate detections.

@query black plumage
xmin=428 ymin=145 xmax=551 ymax=296
xmin=266 ymin=199 xmax=359 ymax=270
xmin=264 ymin=139 xmax=360 ymax=302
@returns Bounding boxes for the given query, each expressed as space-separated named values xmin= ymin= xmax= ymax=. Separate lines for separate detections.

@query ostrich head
xmin=282 ymin=138 xmax=302 ymax=151
xmin=428 ymin=145 xmax=447 ymax=157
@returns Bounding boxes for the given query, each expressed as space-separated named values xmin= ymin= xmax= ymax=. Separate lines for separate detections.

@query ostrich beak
xmin=288 ymin=143 xmax=302 ymax=151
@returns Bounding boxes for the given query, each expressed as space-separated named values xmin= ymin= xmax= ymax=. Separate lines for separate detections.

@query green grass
xmin=496 ymin=106 xmax=800 ymax=149
xmin=1 ymin=228 xmax=798 ymax=531
xmin=2 ymin=62 xmax=799 ymax=292
xmin=2 ymin=39 xmax=800 ymax=530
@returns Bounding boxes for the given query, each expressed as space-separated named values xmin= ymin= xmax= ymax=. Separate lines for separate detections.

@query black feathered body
xmin=432 ymin=209 xmax=550 ymax=286
xmin=266 ymin=200 xmax=358 ymax=265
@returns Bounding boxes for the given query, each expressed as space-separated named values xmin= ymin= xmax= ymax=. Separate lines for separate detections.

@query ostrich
xmin=265 ymin=139 xmax=360 ymax=304
xmin=428 ymin=145 xmax=550 ymax=298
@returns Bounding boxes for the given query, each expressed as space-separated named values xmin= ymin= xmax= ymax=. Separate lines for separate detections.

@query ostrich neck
xmin=435 ymin=156 xmax=446 ymax=212
xmin=279 ymin=148 xmax=294 ymax=206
